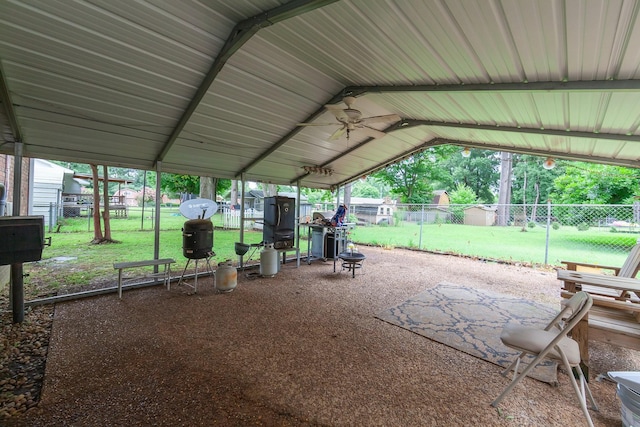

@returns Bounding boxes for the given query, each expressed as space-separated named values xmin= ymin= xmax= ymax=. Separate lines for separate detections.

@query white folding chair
xmin=491 ymin=291 xmax=598 ymax=427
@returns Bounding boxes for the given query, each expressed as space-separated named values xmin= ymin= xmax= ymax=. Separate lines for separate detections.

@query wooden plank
xmin=561 ymin=261 xmax=621 ymax=274
xmin=589 ymin=328 xmax=640 ymax=351
xmin=561 ymin=291 xmax=640 ymax=312
xmin=558 ymin=270 xmax=640 ymax=292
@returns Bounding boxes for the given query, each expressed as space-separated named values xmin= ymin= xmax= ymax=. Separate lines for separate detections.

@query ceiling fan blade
xmin=325 ymin=107 xmax=349 ymax=122
xmin=329 ymin=126 xmax=347 ymax=140
xmin=359 ymin=114 xmax=401 ymax=125
xmin=357 ymin=126 xmax=387 ymax=139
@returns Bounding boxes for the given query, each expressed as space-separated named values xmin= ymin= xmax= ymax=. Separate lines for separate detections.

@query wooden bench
xmin=113 ymin=258 xmax=176 ymax=299
xmin=562 ymin=290 xmax=640 ymax=344
xmin=558 ymin=269 xmax=640 ymax=377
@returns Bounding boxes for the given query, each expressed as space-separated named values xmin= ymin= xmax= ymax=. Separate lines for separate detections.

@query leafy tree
xmin=372 ymin=150 xmax=442 ymax=203
xmin=511 ymin=155 xmax=564 ymax=205
xmin=436 ymin=147 xmax=500 ymax=203
xmin=301 ymin=187 xmax=333 ymax=205
xmin=348 ymin=177 xmax=391 ymax=199
xmin=550 ymin=163 xmax=640 ymax=204
xmin=161 ymin=174 xmax=200 ymax=200
xmin=448 ymin=183 xmax=478 ymax=223
xmin=449 ymin=182 xmax=478 ymax=205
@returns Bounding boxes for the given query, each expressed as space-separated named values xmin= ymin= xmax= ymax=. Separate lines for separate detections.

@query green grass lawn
xmin=19 ymin=209 xmax=638 ymax=300
xmin=350 ymin=222 xmax=637 ymax=267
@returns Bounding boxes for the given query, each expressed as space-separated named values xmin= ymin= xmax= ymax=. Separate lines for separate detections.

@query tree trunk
xmin=264 ymin=183 xmax=277 ymax=197
xmin=90 ymin=164 xmax=103 ymax=242
xmin=532 ymin=181 xmax=540 ymax=222
xmin=102 ymin=165 xmax=112 ymax=240
xmin=200 ymin=176 xmax=215 ymax=200
xmin=343 ymin=182 xmax=352 ymax=219
xmin=231 ymin=180 xmax=238 ymax=208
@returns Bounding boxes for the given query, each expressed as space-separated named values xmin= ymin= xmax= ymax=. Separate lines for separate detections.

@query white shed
xmin=28 ymin=159 xmax=74 ymax=227
xmin=463 ymin=205 xmax=497 ymax=226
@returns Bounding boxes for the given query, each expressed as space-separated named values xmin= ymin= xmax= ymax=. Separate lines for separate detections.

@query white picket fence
xmin=222 ymin=209 xmax=262 ymax=230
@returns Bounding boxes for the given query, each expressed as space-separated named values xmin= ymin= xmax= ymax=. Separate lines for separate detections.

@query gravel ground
xmin=2 ymin=246 xmax=640 ymax=426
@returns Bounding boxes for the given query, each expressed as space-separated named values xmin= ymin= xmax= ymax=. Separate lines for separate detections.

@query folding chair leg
xmin=501 ymin=351 xmax=525 ymax=378
xmin=560 ymin=357 xmax=597 ymax=427
xmin=492 ymin=353 xmax=545 ymax=407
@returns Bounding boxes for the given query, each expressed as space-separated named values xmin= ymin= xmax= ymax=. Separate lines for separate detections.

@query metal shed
xmin=464 ymin=205 xmax=498 ymax=226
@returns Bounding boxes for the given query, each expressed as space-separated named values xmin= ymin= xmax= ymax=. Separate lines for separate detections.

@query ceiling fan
xmin=298 ymin=96 xmax=401 ymax=140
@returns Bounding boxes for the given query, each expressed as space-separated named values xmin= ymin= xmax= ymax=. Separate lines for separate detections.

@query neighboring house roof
xmin=432 ymin=190 xmax=449 ymax=205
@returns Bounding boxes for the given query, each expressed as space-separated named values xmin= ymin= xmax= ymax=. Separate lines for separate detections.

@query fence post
xmin=418 ymin=204 xmax=424 ymax=249
xmin=49 ymin=202 xmax=54 ymax=233
xmin=544 ymin=200 xmax=551 ymax=265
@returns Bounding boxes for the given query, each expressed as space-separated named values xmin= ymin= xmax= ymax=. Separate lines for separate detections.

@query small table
xmin=338 ymin=252 xmax=366 ymax=278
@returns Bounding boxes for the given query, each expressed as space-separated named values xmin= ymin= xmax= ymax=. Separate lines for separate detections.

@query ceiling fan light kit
xmin=298 ymin=97 xmax=400 ymax=140
xmin=303 ymin=166 xmax=333 ymax=176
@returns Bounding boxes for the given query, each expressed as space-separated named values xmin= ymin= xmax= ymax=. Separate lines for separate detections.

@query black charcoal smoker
xmin=177 ymin=216 xmax=214 ymax=293
xmin=0 ymin=216 xmax=51 ymax=323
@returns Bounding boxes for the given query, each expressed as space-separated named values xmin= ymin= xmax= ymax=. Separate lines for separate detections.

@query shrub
xmin=551 ymin=221 xmax=560 ymax=230
xmin=577 ymin=223 xmax=590 ymax=231
xmin=527 ymin=221 xmax=536 ymax=229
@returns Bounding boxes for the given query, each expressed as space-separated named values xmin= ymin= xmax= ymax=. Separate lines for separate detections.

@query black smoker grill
xmin=263 ymin=196 xmax=295 ymax=249
xmin=182 ymin=219 xmax=214 ymax=259
xmin=0 ymin=216 xmax=50 ymax=324
xmin=0 ymin=216 xmax=47 ymax=265
xmin=178 ymin=219 xmax=214 ymax=293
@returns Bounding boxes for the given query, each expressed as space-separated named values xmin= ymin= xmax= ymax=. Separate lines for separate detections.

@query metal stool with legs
xmin=175 ymin=251 xmax=215 ymax=293
xmin=338 ymin=252 xmax=366 ymax=278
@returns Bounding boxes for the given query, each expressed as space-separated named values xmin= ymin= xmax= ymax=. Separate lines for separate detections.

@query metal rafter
xmin=396 ymin=119 xmax=640 ymax=142
xmin=0 ymin=63 xmax=22 ymax=143
xmin=245 ymin=79 xmax=640 ymax=184
xmin=347 ymin=80 xmax=640 ymax=94
xmin=156 ymin=0 xmax=339 ymax=164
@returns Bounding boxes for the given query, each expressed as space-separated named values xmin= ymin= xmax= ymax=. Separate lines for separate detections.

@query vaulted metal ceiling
xmin=1 ymin=0 xmax=639 ymax=190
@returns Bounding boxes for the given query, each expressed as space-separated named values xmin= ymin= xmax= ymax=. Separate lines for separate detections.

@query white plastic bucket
xmin=618 ymin=384 xmax=640 ymax=427
xmin=215 ymin=262 xmax=237 ymax=292
xmin=260 ymin=244 xmax=279 ymax=277
xmin=609 ymin=372 xmax=640 ymax=427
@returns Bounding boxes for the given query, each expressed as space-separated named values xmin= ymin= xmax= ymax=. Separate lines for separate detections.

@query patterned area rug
xmin=376 ymin=282 xmax=559 ymax=384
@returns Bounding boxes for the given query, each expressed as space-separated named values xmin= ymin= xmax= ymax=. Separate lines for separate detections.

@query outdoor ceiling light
xmin=543 ymin=157 xmax=556 ymax=170
xmin=461 ymin=147 xmax=471 ymax=158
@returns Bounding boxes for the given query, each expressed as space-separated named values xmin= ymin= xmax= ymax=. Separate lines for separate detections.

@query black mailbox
xmin=0 ymin=216 xmax=45 ymax=265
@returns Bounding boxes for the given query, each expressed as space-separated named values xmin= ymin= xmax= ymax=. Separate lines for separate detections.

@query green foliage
xmin=511 ymin=154 xmax=564 ymax=205
xmin=372 ymin=150 xmax=441 ymax=203
xmin=301 ymin=187 xmax=333 ymax=204
xmin=161 ymin=174 xmax=200 ymax=196
xmin=436 ymin=147 xmax=500 ymax=203
xmin=448 ymin=183 xmax=478 ymax=205
xmin=448 ymin=183 xmax=478 ymax=223
xmin=350 ymin=179 xmax=387 ymax=198
xmin=577 ymin=223 xmax=590 ymax=231
xmin=552 ymin=221 xmax=560 ymax=230
xmin=550 ymin=163 xmax=640 ymax=204
xmin=527 ymin=221 xmax=536 ymax=228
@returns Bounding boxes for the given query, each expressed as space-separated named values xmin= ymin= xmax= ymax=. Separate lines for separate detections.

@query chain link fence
xmin=33 ymin=201 xmax=640 ymax=268
xmin=343 ymin=202 xmax=640 ymax=267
